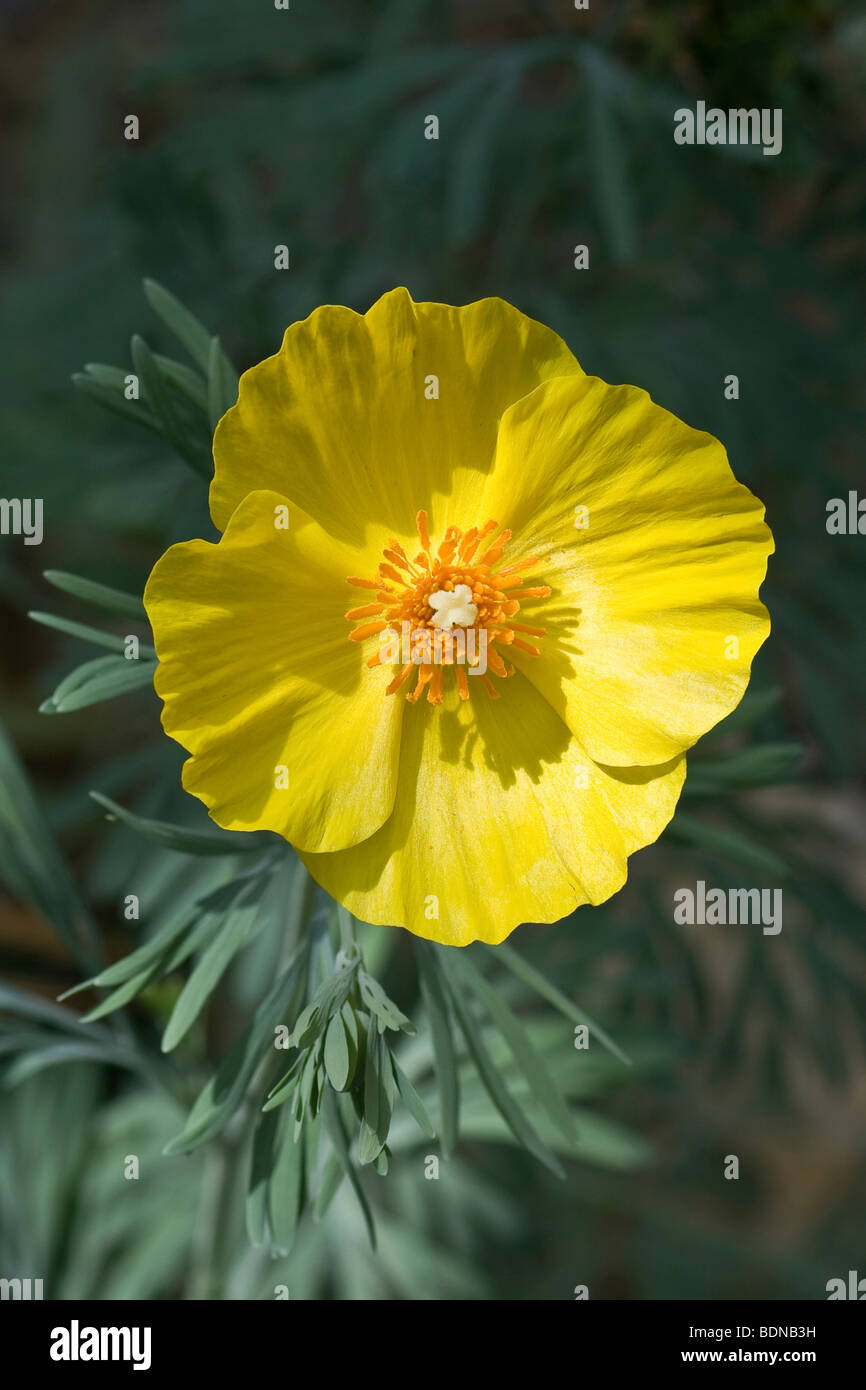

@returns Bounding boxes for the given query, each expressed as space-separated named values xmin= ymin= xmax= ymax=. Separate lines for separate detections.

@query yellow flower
xmin=143 ymin=288 xmax=773 ymax=947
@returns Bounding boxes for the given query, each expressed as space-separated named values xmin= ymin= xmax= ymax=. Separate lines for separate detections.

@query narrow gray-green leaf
xmin=161 ymin=883 xmax=268 ymax=1051
xmin=321 ymin=1088 xmax=376 ymax=1249
xmin=494 ymin=942 xmax=631 ymax=1066
xmin=207 ymin=335 xmax=237 ymax=431
xmin=143 ymin=278 xmax=214 ymax=373
xmin=89 ymin=791 xmax=266 ymax=856
xmin=164 ymin=952 xmax=306 ymax=1155
xmin=63 ymin=904 xmax=199 ymax=995
xmin=29 ymin=611 xmax=155 ymax=658
xmin=269 ymin=1112 xmax=305 ymax=1254
xmin=43 ymin=571 xmax=146 ymax=620
xmin=82 ymin=361 xmax=131 ymax=390
xmin=450 ymin=950 xmax=574 ymax=1144
xmin=131 ymin=332 xmax=211 ymax=477
xmin=154 ymin=353 xmax=209 ymax=411
xmin=362 ymin=1011 xmax=385 ymax=1157
xmin=72 ymin=373 xmax=160 ymax=432
xmin=2 ymin=1040 xmax=146 ymax=1087
xmin=311 ymin=1152 xmax=344 ymax=1224
xmin=0 ymin=981 xmax=108 ymax=1035
xmin=416 ymin=942 xmax=459 ymax=1156
xmin=391 ymin=1054 xmax=435 ymax=1138
xmin=437 ymin=949 xmax=565 ymax=1179
xmin=0 ymin=724 xmax=99 ymax=970
xmin=42 ymin=657 xmax=156 ymax=714
xmin=79 ymin=961 xmax=165 ymax=1022
xmin=246 ymin=1107 xmax=281 ymax=1247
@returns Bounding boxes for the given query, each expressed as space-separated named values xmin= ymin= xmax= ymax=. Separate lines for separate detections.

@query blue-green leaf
xmin=143 ymin=278 xmax=215 ymax=373
xmin=43 ymin=571 xmax=146 ymax=620
xmin=89 ymin=791 xmax=268 ymax=856
xmin=437 ymin=948 xmax=565 ymax=1179
xmin=453 ymin=951 xmax=574 ymax=1144
xmin=494 ymin=942 xmax=631 ymax=1066
xmin=164 ymin=953 xmax=307 ymax=1155
xmin=41 ymin=655 xmax=156 ymax=714
xmin=416 ymin=941 xmax=459 ymax=1157
xmin=29 ymin=611 xmax=155 ymax=658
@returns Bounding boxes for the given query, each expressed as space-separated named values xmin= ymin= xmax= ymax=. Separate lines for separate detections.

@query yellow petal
xmin=210 ymin=287 xmax=583 ymax=544
xmin=480 ymin=374 xmax=773 ymax=766
xmin=300 ymin=674 xmax=685 ymax=946
xmin=143 ymin=490 xmax=403 ymax=852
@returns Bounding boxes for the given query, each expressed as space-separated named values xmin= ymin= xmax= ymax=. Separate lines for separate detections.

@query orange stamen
xmin=348 ymin=575 xmax=386 ymax=590
xmin=383 ymin=547 xmax=411 ymax=572
xmin=349 ymin=621 xmax=387 ymax=642
xmin=427 ymin=666 xmax=444 ymax=706
xmin=407 ymin=666 xmax=433 ymax=703
xmin=345 ymin=515 xmax=549 ymax=704
xmin=478 ymin=529 xmax=512 ymax=566
xmin=385 ymin=663 xmax=414 ymax=696
xmin=457 ymin=527 xmax=478 ymax=560
xmin=345 ymin=603 xmax=384 ymax=620
xmin=492 ymin=555 xmax=539 ymax=581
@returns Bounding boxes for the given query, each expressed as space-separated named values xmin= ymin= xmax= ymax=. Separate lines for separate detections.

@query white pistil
xmin=429 ymin=584 xmax=478 ymax=630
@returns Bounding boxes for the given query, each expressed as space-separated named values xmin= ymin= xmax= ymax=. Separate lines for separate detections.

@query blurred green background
xmin=1 ymin=0 xmax=865 ymax=1300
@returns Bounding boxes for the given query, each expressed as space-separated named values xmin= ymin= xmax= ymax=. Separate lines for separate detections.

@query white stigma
xmin=429 ymin=584 xmax=478 ymax=630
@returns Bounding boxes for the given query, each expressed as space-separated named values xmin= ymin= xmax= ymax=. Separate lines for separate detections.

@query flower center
xmin=429 ymin=584 xmax=477 ymax=630
xmin=345 ymin=511 xmax=550 ymax=705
